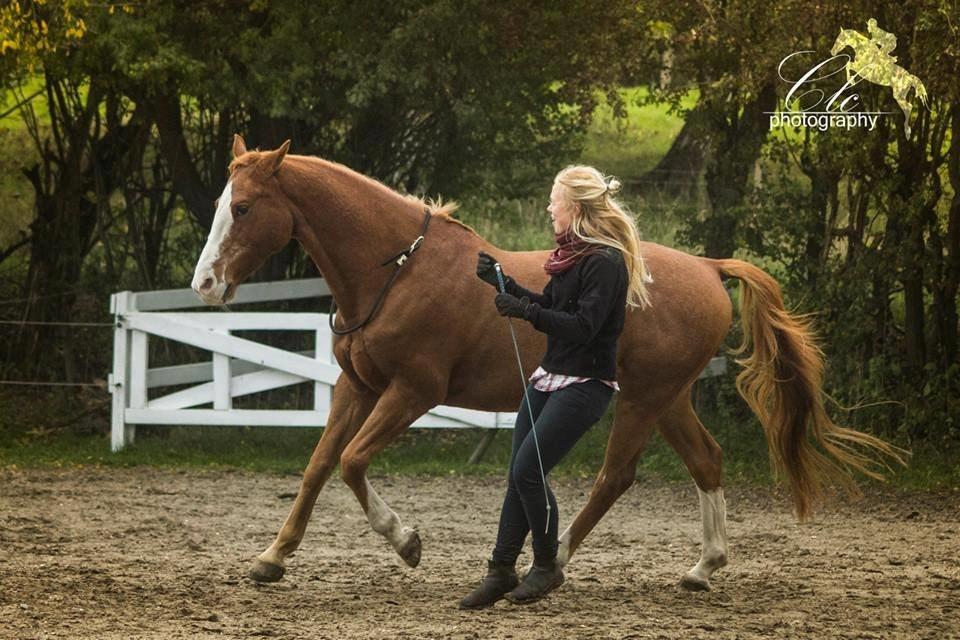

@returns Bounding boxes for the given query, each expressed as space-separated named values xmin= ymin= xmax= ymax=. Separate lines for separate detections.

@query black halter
xmin=328 ymin=208 xmax=432 ymax=335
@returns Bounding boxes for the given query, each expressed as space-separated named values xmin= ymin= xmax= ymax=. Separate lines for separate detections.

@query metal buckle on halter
xmin=394 ymin=236 xmax=423 ymax=267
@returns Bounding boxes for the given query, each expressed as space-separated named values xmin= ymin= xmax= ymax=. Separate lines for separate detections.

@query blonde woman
xmin=462 ymin=166 xmax=653 ymax=608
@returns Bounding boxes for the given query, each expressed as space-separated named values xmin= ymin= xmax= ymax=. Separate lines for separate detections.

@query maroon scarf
xmin=543 ymin=227 xmax=607 ymax=275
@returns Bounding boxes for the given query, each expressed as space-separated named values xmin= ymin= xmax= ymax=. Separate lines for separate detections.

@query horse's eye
xmin=235 ymin=204 xmax=249 ymax=217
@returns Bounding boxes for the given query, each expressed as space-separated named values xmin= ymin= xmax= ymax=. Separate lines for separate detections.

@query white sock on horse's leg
xmin=257 ymin=542 xmax=285 ymax=568
xmin=364 ymin=478 xmax=421 ymax=566
xmin=681 ymin=486 xmax=728 ymax=591
xmin=556 ymin=525 xmax=572 ymax=567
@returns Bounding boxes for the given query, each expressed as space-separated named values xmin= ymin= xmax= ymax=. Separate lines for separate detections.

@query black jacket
xmin=506 ymin=246 xmax=628 ymax=380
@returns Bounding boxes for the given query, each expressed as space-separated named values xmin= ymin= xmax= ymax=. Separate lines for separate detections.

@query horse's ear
xmin=265 ymin=139 xmax=291 ymax=175
xmin=232 ymin=134 xmax=248 ymax=159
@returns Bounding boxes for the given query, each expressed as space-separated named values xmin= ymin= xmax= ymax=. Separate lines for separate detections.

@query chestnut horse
xmin=191 ymin=135 xmax=901 ymax=592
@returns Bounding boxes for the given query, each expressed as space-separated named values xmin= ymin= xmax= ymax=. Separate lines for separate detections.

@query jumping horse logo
xmin=830 ymin=19 xmax=928 ymax=137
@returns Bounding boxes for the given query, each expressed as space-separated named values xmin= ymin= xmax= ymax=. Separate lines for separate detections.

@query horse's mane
xmin=228 ymin=150 xmax=481 ymax=238
xmin=400 ymin=194 xmax=480 ymax=237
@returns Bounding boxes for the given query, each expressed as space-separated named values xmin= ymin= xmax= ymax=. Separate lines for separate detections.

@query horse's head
xmin=830 ymin=29 xmax=852 ymax=57
xmin=191 ymin=135 xmax=295 ymax=305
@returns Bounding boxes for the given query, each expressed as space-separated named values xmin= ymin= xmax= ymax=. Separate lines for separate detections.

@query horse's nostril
xmin=201 ymin=277 xmax=213 ymax=292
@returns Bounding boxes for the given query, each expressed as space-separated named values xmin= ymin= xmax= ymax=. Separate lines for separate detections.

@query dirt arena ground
xmin=1 ymin=467 xmax=958 ymax=639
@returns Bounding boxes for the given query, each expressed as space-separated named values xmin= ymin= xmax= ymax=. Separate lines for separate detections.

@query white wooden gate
xmin=108 ymin=278 xmax=516 ymax=452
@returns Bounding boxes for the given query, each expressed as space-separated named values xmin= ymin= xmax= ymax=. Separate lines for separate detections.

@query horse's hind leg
xmin=894 ymin=85 xmax=915 ymax=138
xmin=339 ymin=378 xmax=443 ymax=568
xmin=249 ymin=373 xmax=378 ymax=582
xmin=657 ymin=389 xmax=728 ymax=591
xmin=557 ymin=393 xmax=660 ymax=568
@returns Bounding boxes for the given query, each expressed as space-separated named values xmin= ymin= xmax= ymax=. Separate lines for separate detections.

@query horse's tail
xmin=713 ymin=258 xmax=907 ymax=521
xmin=915 ymin=78 xmax=929 ymax=108
xmin=902 ymin=70 xmax=929 ymax=108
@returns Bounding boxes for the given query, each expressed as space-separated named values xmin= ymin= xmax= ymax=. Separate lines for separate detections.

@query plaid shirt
xmin=529 ymin=365 xmax=620 ymax=393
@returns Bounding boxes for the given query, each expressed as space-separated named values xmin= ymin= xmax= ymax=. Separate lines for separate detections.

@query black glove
xmin=495 ymin=292 xmax=531 ymax=319
xmin=476 ymin=251 xmax=512 ymax=291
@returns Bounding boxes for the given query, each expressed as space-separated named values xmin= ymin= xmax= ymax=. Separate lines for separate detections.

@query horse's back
xmin=616 ymin=242 xmax=733 ymax=384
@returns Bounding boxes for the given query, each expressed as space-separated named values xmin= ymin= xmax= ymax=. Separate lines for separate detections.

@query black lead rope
xmin=328 ymin=208 xmax=432 ymax=335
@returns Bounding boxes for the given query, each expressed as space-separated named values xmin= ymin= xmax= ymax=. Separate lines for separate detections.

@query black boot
xmin=504 ymin=557 xmax=564 ymax=604
xmin=459 ymin=559 xmax=519 ymax=610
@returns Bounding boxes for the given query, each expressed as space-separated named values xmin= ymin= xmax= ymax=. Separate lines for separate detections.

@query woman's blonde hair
xmin=555 ymin=165 xmax=653 ymax=310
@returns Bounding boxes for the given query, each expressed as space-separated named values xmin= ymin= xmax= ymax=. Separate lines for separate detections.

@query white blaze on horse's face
xmin=191 ymin=180 xmax=236 ymax=305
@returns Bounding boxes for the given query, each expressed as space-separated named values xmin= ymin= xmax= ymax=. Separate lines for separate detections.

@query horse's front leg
xmin=249 ymin=373 xmax=379 ymax=582
xmin=893 ymin=83 xmax=914 ymax=138
xmin=339 ymin=378 xmax=443 ymax=567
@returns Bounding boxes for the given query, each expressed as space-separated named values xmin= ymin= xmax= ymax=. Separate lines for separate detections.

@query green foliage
xmin=81 ymin=0 xmax=638 ymax=197
xmin=0 ymin=0 xmax=89 ymax=83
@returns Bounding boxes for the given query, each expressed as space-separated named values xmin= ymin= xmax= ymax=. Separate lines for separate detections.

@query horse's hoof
xmin=249 ymin=559 xmax=285 ymax=583
xmin=679 ymin=573 xmax=711 ymax=592
xmin=399 ymin=529 xmax=421 ymax=568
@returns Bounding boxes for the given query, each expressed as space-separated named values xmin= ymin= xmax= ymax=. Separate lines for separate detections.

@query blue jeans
xmin=491 ymin=379 xmax=614 ymax=565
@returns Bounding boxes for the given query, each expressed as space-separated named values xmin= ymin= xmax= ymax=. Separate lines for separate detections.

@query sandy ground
xmin=0 ymin=467 xmax=958 ymax=639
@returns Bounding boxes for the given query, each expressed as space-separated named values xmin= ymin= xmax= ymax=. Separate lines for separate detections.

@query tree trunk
xmin=151 ymin=92 xmax=215 ymax=229
xmin=943 ymin=105 xmax=960 ymax=365
xmin=800 ymin=135 xmax=842 ymax=289
xmin=700 ymin=83 xmax=777 ymax=258
xmin=639 ymin=108 xmax=707 ymax=198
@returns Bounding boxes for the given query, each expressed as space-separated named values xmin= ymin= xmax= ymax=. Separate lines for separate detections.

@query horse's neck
xmin=280 ymin=157 xmax=427 ymax=323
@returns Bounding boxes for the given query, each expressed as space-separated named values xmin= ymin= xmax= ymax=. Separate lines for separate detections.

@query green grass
xmin=455 ymin=195 xmax=556 ymax=251
xmin=0 ymin=403 xmax=726 ymax=481
xmin=4 ymin=390 xmax=955 ymax=493
xmin=0 ymin=384 xmax=695 ymax=479
xmin=580 ymin=87 xmax=698 ymax=180
xmin=0 ymin=403 xmax=620 ymax=477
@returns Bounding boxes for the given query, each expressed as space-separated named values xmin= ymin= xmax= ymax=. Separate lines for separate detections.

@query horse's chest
xmin=333 ymin=332 xmax=389 ymax=394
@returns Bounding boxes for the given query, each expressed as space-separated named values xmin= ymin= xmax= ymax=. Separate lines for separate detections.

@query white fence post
xmin=126 ymin=328 xmax=148 ymax=446
xmin=213 ymin=328 xmax=232 ymax=410
xmin=110 ymin=291 xmax=131 ymax=452
xmin=314 ymin=327 xmax=332 ymax=416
